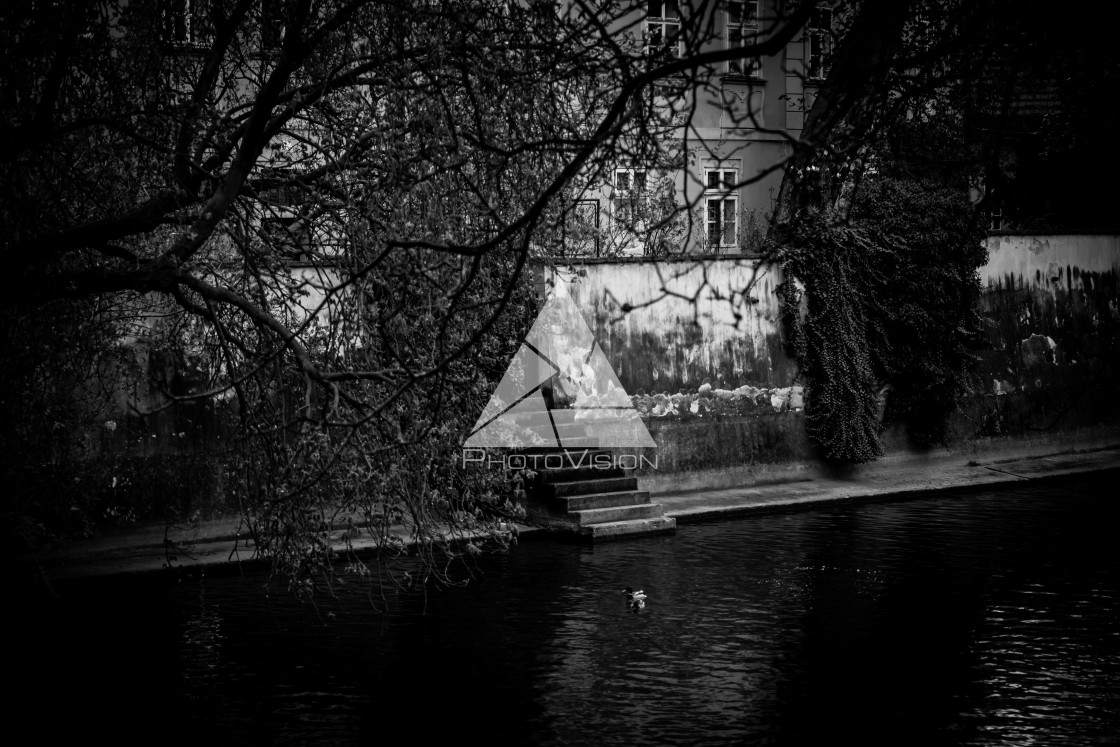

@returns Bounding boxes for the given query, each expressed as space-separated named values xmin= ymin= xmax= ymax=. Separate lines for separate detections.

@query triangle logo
xmin=465 ymin=282 xmax=656 ymax=449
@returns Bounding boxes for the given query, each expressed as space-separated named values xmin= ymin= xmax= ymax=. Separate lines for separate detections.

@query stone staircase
xmin=523 ymin=445 xmax=676 ymax=541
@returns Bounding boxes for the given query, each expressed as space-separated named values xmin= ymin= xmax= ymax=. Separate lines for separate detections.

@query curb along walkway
xmin=34 ymin=443 xmax=1120 ymax=581
xmin=657 ymin=446 xmax=1120 ymax=523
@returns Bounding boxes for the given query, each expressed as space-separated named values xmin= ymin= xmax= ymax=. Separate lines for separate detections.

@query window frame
xmin=261 ymin=0 xmax=286 ymax=51
xmin=987 ymin=203 xmax=1006 ymax=232
xmin=260 ymin=207 xmax=313 ymax=262
xmin=645 ymin=0 xmax=682 ymax=63
xmin=725 ymin=0 xmax=762 ymax=79
xmin=807 ymin=4 xmax=833 ymax=81
xmin=564 ymin=199 xmax=602 ymax=256
xmin=703 ymin=168 xmax=739 ymax=252
xmin=612 ymin=167 xmax=650 ymax=230
xmin=163 ymin=0 xmax=211 ymax=48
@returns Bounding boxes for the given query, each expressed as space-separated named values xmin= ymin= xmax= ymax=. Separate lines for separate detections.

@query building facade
xmin=566 ymin=0 xmax=834 ymax=257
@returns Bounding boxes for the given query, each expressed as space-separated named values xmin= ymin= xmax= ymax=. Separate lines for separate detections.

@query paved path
xmin=659 ymin=446 xmax=1120 ymax=523
xmin=33 ymin=443 xmax=1120 ymax=581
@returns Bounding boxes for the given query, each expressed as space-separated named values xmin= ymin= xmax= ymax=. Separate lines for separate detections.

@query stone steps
xmin=545 ymin=476 xmax=638 ymax=497
xmin=551 ymin=489 xmax=650 ymax=512
xmin=580 ymin=516 xmax=677 ymax=541
xmin=522 ymin=445 xmax=676 ymax=542
xmin=538 ymin=467 xmax=628 ymax=485
xmin=571 ymin=502 xmax=666 ymax=525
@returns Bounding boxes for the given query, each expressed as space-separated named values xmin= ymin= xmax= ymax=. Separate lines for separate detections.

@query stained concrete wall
xmin=550 ymin=235 xmax=1120 ymax=491
xmin=982 ymin=233 xmax=1120 ymax=283
xmin=977 ymin=233 xmax=1120 ymax=430
xmin=554 ymin=258 xmax=796 ymax=393
xmin=979 ymin=233 xmax=1120 ymax=389
xmin=553 ymin=235 xmax=1120 ymax=399
xmin=52 ymin=236 xmax=1120 ymax=527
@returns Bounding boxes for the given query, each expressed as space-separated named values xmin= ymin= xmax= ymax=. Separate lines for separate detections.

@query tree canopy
xmin=2 ymin=0 xmax=1108 ymax=583
xmin=767 ymin=0 xmax=1116 ymax=461
xmin=0 ymin=0 xmax=815 ymax=588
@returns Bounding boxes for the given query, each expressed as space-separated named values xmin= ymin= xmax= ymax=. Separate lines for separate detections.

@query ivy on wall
xmin=776 ymin=177 xmax=988 ymax=462
xmin=777 ymin=217 xmax=893 ymax=463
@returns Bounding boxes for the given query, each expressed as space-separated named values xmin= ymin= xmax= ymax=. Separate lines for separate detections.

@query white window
xmin=261 ymin=209 xmax=311 ymax=261
xmin=261 ymin=0 xmax=285 ymax=50
xmin=565 ymin=199 xmax=601 ymax=256
xmin=987 ymin=204 xmax=1006 ymax=232
xmin=164 ymin=0 xmax=210 ymax=47
xmin=646 ymin=1 xmax=681 ymax=62
xmin=612 ymin=168 xmax=648 ymax=229
xmin=807 ymin=5 xmax=833 ymax=80
xmin=704 ymin=169 xmax=738 ymax=251
xmin=726 ymin=0 xmax=761 ymax=78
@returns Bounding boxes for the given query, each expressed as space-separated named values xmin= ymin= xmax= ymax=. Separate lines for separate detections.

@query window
xmin=164 ymin=0 xmax=210 ymax=47
xmin=453 ymin=210 xmax=499 ymax=242
xmin=807 ymin=5 xmax=833 ymax=80
xmin=261 ymin=210 xmax=311 ymax=261
xmin=726 ymin=0 xmax=761 ymax=78
xmin=646 ymin=0 xmax=681 ymax=62
xmin=261 ymin=0 xmax=285 ymax=50
xmin=612 ymin=168 xmax=648 ymax=229
xmin=612 ymin=168 xmax=655 ymax=255
xmin=565 ymin=199 xmax=601 ymax=256
xmin=987 ymin=203 xmax=1006 ymax=232
xmin=704 ymin=169 xmax=738 ymax=251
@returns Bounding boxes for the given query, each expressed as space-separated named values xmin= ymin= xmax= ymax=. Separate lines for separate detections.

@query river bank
xmin=30 ymin=429 xmax=1120 ymax=581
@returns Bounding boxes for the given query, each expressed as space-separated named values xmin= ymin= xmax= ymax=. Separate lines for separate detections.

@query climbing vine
xmin=777 ymin=216 xmax=893 ymax=463
xmin=776 ymin=176 xmax=987 ymax=462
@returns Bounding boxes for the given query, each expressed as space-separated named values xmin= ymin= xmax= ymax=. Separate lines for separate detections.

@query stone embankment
xmin=32 ymin=435 xmax=1120 ymax=581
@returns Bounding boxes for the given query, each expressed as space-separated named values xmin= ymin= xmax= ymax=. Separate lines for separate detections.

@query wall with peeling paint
xmin=977 ymin=233 xmax=1120 ymax=430
xmin=550 ymin=236 xmax=1120 ymax=486
xmin=982 ymin=234 xmax=1120 ymax=282
xmin=552 ymin=258 xmax=796 ymax=394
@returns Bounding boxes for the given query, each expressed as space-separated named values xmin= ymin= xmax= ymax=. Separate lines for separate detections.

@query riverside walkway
xmin=34 ymin=439 xmax=1120 ymax=581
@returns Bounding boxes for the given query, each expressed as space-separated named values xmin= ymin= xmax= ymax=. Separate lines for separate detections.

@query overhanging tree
xmin=1 ymin=0 xmax=817 ymax=589
xmin=765 ymin=0 xmax=1092 ymax=461
xmin=8 ymin=0 xmax=1085 ymax=582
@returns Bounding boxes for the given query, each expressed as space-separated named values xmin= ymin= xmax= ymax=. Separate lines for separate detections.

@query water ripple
xmin=30 ymin=473 xmax=1120 ymax=745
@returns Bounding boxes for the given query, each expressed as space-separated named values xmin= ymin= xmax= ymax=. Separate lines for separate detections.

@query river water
xmin=16 ymin=473 xmax=1120 ymax=745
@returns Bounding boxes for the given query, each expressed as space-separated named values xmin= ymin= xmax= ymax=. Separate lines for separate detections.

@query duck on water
xmin=624 ymin=587 xmax=647 ymax=610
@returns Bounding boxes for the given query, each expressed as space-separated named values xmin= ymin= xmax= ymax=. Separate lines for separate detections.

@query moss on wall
xmin=555 ymin=237 xmax=1120 ymax=478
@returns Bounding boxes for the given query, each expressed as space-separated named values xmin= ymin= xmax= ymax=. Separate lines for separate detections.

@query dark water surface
xmin=15 ymin=474 xmax=1120 ymax=745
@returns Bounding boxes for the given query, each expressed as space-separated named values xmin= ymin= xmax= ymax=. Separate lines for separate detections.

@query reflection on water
xmin=15 ymin=474 xmax=1120 ymax=745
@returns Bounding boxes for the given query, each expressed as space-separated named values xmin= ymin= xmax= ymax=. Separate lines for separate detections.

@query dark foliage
xmin=777 ymin=175 xmax=986 ymax=461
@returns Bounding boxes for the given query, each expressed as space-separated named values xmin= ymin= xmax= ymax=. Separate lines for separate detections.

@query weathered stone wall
xmin=551 ymin=236 xmax=1120 ymax=489
xmin=979 ymin=234 xmax=1119 ymax=390
xmin=554 ymin=236 xmax=1120 ymax=398
xmin=553 ymin=258 xmax=796 ymax=393
xmin=974 ymin=232 xmax=1120 ymax=435
xmin=42 ymin=237 xmax=1119 ymax=533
